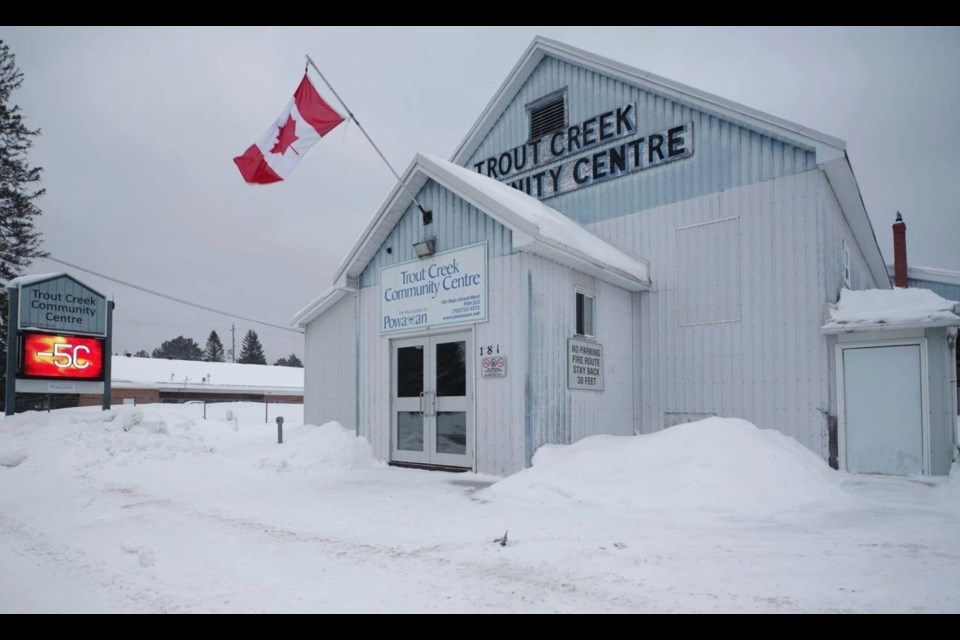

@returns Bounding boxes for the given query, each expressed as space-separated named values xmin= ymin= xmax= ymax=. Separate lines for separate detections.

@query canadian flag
xmin=233 ymin=74 xmax=344 ymax=184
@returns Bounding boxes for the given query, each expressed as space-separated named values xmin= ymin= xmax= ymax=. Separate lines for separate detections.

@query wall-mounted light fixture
xmin=413 ymin=237 xmax=436 ymax=258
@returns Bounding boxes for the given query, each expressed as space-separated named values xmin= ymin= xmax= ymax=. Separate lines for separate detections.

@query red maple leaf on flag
xmin=270 ymin=115 xmax=300 ymax=155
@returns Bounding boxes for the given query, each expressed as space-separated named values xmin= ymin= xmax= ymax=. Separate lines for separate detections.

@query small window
xmin=576 ymin=290 xmax=595 ymax=337
xmin=529 ymin=91 xmax=566 ymax=140
xmin=843 ymin=240 xmax=852 ymax=289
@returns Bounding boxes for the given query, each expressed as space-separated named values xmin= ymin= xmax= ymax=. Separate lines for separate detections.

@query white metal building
xmin=294 ymin=37 xmax=955 ymax=476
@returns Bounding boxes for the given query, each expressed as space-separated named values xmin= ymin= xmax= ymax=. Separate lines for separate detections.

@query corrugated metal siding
xmin=676 ymin=217 xmax=741 ymax=325
xmin=360 ymin=180 xmax=512 ymax=288
xmin=523 ymin=253 xmax=634 ymax=453
xmin=927 ymin=329 xmax=954 ymax=475
xmin=474 ymin=254 xmax=528 ymax=476
xmin=816 ymin=170 xmax=883 ymax=457
xmin=908 ymin=278 xmax=960 ymax=302
xmin=303 ymin=294 xmax=357 ymax=429
xmin=589 ymin=169 xmax=827 ymax=455
xmin=464 ymin=56 xmax=817 ymax=224
xmin=571 ymin=279 xmax=635 ymax=443
xmin=819 ymin=171 xmax=879 ymax=304
xmin=358 ymin=286 xmax=391 ymax=461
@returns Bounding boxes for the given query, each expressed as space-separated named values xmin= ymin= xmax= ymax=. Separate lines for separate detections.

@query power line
xmin=44 ymin=255 xmax=304 ymax=334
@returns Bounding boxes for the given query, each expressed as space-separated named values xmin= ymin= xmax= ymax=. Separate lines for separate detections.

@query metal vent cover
xmin=529 ymin=94 xmax=565 ymax=140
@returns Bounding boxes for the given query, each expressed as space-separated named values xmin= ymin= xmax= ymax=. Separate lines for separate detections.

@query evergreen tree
xmin=152 ymin=335 xmax=203 ymax=361
xmin=274 ymin=353 xmax=303 ymax=367
xmin=237 ymin=330 xmax=266 ymax=365
xmin=134 ymin=350 xmax=150 ymax=358
xmin=0 ymin=41 xmax=46 ymax=411
xmin=203 ymin=330 xmax=225 ymax=362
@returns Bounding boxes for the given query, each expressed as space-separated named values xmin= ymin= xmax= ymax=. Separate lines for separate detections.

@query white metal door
xmin=391 ymin=332 xmax=472 ymax=468
xmin=842 ymin=344 xmax=925 ymax=475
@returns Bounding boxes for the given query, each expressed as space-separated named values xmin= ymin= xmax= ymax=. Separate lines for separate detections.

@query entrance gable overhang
xmin=327 ymin=153 xmax=650 ymax=300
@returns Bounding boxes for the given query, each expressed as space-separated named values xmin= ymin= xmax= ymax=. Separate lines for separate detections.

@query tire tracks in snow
xmin=92 ymin=480 xmax=658 ymax=612
xmin=0 ymin=511 xmax=182 ymax=613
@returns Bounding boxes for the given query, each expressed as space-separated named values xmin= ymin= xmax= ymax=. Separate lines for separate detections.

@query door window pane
xmin=436 ymin=412 xmax=466 ymax=455
xmin=397 ymin=412 xmax=424 ymax=451
xmin=397 ymin=346 xmax=423 ymax=397
xmin=435 ymin=341 xmax=466 ymax=397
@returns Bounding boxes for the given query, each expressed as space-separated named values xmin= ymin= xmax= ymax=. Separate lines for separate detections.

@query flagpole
xmin=305 ymin=54 xmax=432 ymax=221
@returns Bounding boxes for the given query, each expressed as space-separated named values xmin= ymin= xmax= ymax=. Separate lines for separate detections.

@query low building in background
xmin=78 ymin=356 xmax=303 ymax=406
xmin=886 ymin=264 xmax=960 ymax=303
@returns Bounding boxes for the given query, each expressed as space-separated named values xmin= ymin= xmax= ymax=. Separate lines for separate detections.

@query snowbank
xmin=0 ymin=405 xmax=370 ymax=475
xmin=823 ymin=287 xmax=959 ymax=330
xmin=257 ymin=422 xmax=377 ymax=473
xmin=0 ymin=446 xmax=27 ymax=468
xmin=482 ymin=417 xmax=848 ymax=515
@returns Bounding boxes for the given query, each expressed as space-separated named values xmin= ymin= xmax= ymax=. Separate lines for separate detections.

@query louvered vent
xmin=529 ymin=94 xmax=565 ymax=140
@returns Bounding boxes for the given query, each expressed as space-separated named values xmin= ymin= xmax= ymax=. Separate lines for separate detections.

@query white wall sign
xmin=481 ymin=355 xmax=507 ymax=378
xmin=380 ymin=243 xmax=487 ymax=334
xmin=568 ymin=337 xmax=604 ymax=391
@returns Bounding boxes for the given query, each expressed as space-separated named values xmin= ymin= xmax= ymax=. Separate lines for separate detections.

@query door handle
xmin=419 ymin=391 xmax=425 ymax=416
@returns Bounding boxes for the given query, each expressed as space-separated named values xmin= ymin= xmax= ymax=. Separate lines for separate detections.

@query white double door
xmin=391 ymin=331 xmax=473 ymax=468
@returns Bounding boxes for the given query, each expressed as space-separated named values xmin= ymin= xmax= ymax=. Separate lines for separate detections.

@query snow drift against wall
xmin=481 ymin=417 xmax=849 ymax=515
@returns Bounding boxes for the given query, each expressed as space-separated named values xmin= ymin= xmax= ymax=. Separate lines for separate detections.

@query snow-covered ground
xmin=1 ymin=404 xmax=958 ymax=613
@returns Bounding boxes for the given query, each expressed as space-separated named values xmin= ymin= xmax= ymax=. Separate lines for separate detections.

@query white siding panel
xmin=590 ymin=169 xmax=827 ymax=457
xmin=676 ymin=217 xmax=741 ymax=325
xmin=303 ymin=294 xmax=357 ymax=429
xmin=358 ymin=286 xmax=391 ymax=462
xmin=818 ymin=170 xmax=883 ymax=455
xmin=926 ymin=329 xmax=955 ymax=476
xmin=360 ymin=181 xmax=512 ymax=288
xmin=523 ymin=253 xmax=635 ymax=456
xmin=474 ymin=254 xmax=528 ymax=476
xmin=819 ymin=171 xmax=879 ymax=303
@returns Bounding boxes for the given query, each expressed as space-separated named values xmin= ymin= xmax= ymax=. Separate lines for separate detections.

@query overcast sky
xmin=1 ymin=26 xmax=958 ymax=359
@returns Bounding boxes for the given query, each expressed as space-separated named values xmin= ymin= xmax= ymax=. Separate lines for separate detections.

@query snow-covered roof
xmin=430 ymin=154 xmax=650 ymax=285
xmin=321 ymin=153 xmax=650 ymax=321
xmin=4 ymin=272 xmax=108 ymax=298
xmin=111 ymin=356 xmax=303 ymax=394
xmin=821 ymin=288 xmax=960 ymax=334
xmin=5 ymin=272 xmax=65 ymax=288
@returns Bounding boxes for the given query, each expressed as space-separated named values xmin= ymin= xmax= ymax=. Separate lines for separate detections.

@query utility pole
xmin=231 ymin=323 xmax=236 ymax=363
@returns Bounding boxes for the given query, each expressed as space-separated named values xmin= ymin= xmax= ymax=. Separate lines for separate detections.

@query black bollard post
xmin=276 ymin=416 xmax=284 ymax=444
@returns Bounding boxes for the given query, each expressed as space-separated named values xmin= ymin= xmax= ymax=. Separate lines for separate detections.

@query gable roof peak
xmin=451 ymin=36 xmax=846 ymax=168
